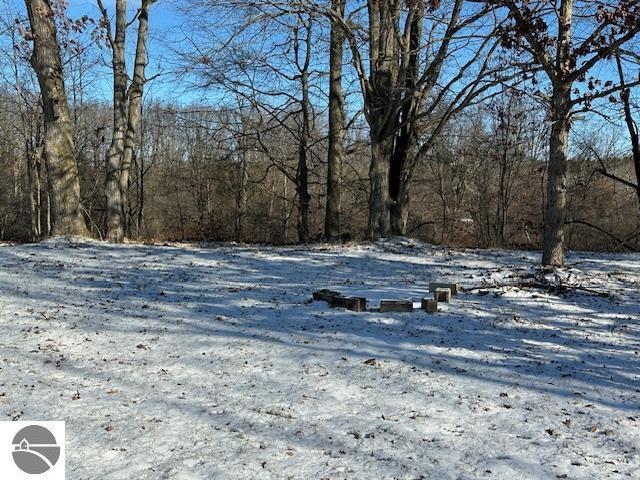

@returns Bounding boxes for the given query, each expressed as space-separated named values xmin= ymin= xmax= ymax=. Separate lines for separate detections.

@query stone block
xmin=313 ymin=289 xmax=340 ymax=303
xmin=434 ymin=288 xmax=452 ymax=303
xmin=379 ymin=300 xmax=414 ymax=312
xmin=421 ymin=298 xmax=438 ymax=314
xmin=429 ymin=282 xmax=461 ymax=295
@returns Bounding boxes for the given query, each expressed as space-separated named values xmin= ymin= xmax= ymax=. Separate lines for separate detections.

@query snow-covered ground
xmin=0 ymin=238 xmax=638 ymax=479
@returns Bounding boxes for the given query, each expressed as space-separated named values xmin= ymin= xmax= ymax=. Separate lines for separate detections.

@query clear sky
xmin=1 ymin=0 xmax=635 ymax=154
xmin=3 ymin=0 xmax=187 ymax=102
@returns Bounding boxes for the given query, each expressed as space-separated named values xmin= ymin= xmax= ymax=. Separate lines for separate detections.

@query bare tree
xmin=98 ymin=0 xmax=155 ymax=243
xmin=325 ymin=0 xmax=506 ymax=239
xmin=483 ymin=0 xmax=640 ymax=266
xmin=594 ymin=52 xmax=640 ymax=207
xmin=324 ymin=0 xmax=346 ymax=240
xmin=24 ymin=0 xmax=88 ymax=236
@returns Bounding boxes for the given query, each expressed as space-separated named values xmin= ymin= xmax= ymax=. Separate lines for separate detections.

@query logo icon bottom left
xmin=12 ymin=424 xmax=61 ymax=474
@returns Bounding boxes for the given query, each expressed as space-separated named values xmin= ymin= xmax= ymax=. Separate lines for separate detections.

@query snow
xmin=0 ymin=237 xmax=638 ymax=479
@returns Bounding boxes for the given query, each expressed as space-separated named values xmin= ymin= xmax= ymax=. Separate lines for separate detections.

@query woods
xmin=2 ymin=3 xmax=640 ymax=477
xmin=1 ymin=0 xmax=639 ymax=259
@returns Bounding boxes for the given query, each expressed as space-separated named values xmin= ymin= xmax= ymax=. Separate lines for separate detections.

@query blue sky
xmin=4 ymin=0 xmax=185 ymax=102
xmin=1 ymin=0 xmax=635 ymax=154
xmin=67 ymin=0 xmax=184 ymax=102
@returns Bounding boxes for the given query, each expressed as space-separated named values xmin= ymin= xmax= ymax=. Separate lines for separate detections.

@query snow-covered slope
xmin=0 ymin=238 xmax=638 ymax=479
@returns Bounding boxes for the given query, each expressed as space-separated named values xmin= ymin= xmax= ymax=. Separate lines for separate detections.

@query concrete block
xmin=313 ymin=289 xmax=340 ymax=303
xmin=379 ymin=300 xmax=414 ymax=312
xmin=429 ymin=282 xmax=461 ymax=295
xmin=434 ymin=288 xmax=452 ymax=303
xmin=421 ymin=298 xmax=438 ymax=314
xmin=341 ymin=297 xmax=367 ymax=312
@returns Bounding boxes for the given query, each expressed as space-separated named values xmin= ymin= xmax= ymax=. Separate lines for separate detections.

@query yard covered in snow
xmin=0 ymin=238 xmax=638 ymax=479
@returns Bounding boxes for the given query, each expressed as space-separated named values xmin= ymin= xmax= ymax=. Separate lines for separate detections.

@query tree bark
xmin=25 ymin=0 xmax=88 ymax=237
xmin=390 ymin=171 xmax=411 ymax=235
xmin=27 ymin=148 xmax=43 ymax=241
xmin=389 ymin=1 xmax=424 ymax=236
xmin=295 ymin=20 xmax=313 ymax=244
xmin=542 ymin=0 xmax=574 ymax=267
xmin=542 ymin=86 xmax=571 ymax=267
xmin=324 ymin=0 xmax=346 ymax=241
xmin=282 ymin=171 xmax=289 ymax=241
xmin=366 ymin=0 xmax=401 ymax=240
xmin=296 ymin=70 xmax=311 ymax=243
xmin=104 ymin=0 xmax=128 ymax=243
xmin=121 ymin=0 xmax=154 ymax=238
xmin=368 ymin=135 xmax=393 ymax=239
xmin=235 ymin=133 xmax=249 ymax=242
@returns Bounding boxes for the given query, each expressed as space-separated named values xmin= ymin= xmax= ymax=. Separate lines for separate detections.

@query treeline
xmin=2 ymin=91 xmax=637 ymax=250
xmin=1 ymin=1 xmax=639 ymax=264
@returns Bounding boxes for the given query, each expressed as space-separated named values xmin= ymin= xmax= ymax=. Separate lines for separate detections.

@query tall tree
xmin=121 ymin=0 xmax=155 ymax=235
xmin=484 ymin=0 xmax=640 ymax=266
xmin=328 ymin=0 xmax=503 ymax=239
xmin=24 ymin=0 xmax=88 ymax=236
xmin=99 ymin=0 xmax=127 ymax=242
xmin=324 ymin=0 xmax=346 ymax=241
xmin=98 ymin=0 xmax=155 ymax=243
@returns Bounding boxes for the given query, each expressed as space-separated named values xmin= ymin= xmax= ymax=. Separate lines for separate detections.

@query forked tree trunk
xmin=104 ymin=0 xmax=128 ymax=243
xmin=542 ymin=86 xmax=571 ymax=267
xmin=121 ymin=0 xmax=154 ymax=238
xmin=25 ymin=0 xmax=88 ymax=237
xmin=102 ymin=0 xmax=154 ymax=242
xmin=324 ymin=0 xmax=346 ymax=241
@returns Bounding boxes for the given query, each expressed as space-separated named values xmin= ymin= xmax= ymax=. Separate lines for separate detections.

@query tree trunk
xmin=496 ymin=140 xmax=511 ymax=247
xmin=389 ymin=124 xmax=416 ymax=235
xmin=297 ymin=94 xmax=311 ymax=243
xmin=542 ymin=86 xmax=571 ymax=267
xmin=104 ymin=0 xmax=128 ymax=243
xmin=368 ymin=134 xmax=393 ymax=239
xmin=25 ymin=0 xmax=87 ymax=237
xmin=365 ymin=0 xmax=401 ymax=240
xmin=235 ymin=139 xmax=249 ymax=242
xmin=282 ymin=172 xmax=289 ymax=242
xmin=390 ymin=174 xmax=411 ymax=235
xmin=121 ymin=0 xmax=154 ymax=239
xmin=295 ymin=21 xmax=312 ymax=244
xmin=27 ymin=147 xmax=37 ymax=240
xmin=137 ymin=147 xmax=145 ymax=237
xmin=324 ymin=0 xmax=346 ymax=241
xmin=389 ymin=2 xmax=423 ymax=236
xmin=35 ymin=152 xmax=43 ymax=238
